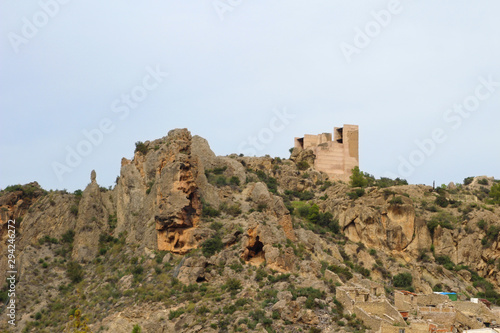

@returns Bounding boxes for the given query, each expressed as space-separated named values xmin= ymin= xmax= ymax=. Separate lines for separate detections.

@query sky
xmin=1 ymin=0 xmax=499 ymax=192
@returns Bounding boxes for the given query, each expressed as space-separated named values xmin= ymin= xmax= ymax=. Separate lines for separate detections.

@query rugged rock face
xmin=72 ymin=176 xmax=110 ymax=262
xmin=327 ymin=187 xmax=427 ymax=252
xmin=0 ymin=129 xmax=499 ymax=333
xmin=153 ymin=131 xmax=203 ymax=253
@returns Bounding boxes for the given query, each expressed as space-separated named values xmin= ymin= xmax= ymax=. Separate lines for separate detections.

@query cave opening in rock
xmin=244 ymin=236 xmax=264 ymax=262
xmin=196 ymin=276 xmax=207 ymax=283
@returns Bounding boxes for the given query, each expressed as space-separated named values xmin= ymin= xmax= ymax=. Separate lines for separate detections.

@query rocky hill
xmin=0 ymin=129 xmax=499 ymax=333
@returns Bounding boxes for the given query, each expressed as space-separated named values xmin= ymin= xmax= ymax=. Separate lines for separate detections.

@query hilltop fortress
xmin=294 ymin=124 xmax=359 ymax=181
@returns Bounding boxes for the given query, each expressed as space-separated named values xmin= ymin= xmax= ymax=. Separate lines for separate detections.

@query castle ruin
xmin=294 ymin=124 xmax=359 ymax=182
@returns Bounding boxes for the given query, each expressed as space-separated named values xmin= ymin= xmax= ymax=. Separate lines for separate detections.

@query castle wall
xmin=295 ymin=125 xmax=359 ymax=182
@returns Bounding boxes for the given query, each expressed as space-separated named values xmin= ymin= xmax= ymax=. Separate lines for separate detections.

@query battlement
xmin=294 ymin=124 xmax=359 ymax=182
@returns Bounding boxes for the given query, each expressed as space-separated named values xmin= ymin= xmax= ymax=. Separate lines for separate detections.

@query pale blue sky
xmin=1 ymin=1 xmax=499 ymax=191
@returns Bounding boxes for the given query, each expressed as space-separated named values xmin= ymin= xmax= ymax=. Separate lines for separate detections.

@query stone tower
xmin=294 ymin=124 xmax=359 ymax=182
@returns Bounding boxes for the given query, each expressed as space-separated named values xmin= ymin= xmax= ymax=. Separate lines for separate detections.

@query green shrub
xmin=291 ymin=287 xmax=325 ymax=309
xmin=389 ymin=196 xmax=404 ymax=205
xmin=327 ymin=265 xmax=353 ymax=281
xmin=435 ymin=255 xmax=455 ymax=270
xmin=354 ymin=265 xmax=370 ymax=278
xmin=349 ymin=166 xmax=368 ymax=187
xmin=225 ymin=278 xmax=242 ymax=293
xmin=486 ymin=225 xmax=500 ymax=242
xmin=257 ymin=203 xmax=267 ymax=212
xmin=297 ymin=161 xmax=310 ymax=171
xmin=39 ymin=235 xmax=59 ymax=245
xmin=477 ymin=219 xmax=487 ymax=230
xmin=296 ymin=203 xmax=339 ymax=233
xmin=248 ymin=169 xmax=278 ymax=193
xmin=215 ymin=176 xmax=227 ymax=187
xmin=265 ymin=177 xmax=278 ymax=194
xmin=108 ymin=214 xmax=118 ymax=230
xmin=134 ymin=141 xmax=148 ymax=155
xmin=347 ymin=188 xmax=365 ymax=199
xmin=169 ymin=309 xmax=184 ymax=320
xmin=393 ymin=272 xmax=412 ymax=289
xmin=285 ymin=189 xmax=314 ymax=201
xmin=201 ymin=235 xmax=223 ymax=257
xmin=210 ymin=221 xmax=224 ymax=231
xmin=2 ymin=183 xmax=44 ymax=198
xmin=66 ymin=261 xmax=84 ymax=283
xmin=226 ymin=204 xmax=242 ymax=217
xmin=183 ymin=284 xmax=198 ymax=293
xmin=272 ymin=310 xmax=280 ymax=320
xmin=61 ymin=230 xmax=75 ymax=244
xmin=376 ymin=177 xmax=408 ymax=188
xmin=490 ymin=182 xmax=500 ymax=204
xmin=132 ymin=324 xmax=141 ymax=333
xmin=0 ymin=289 xmax=8 ymax=303
xmin=206 ymin=166 xmax=227 ymax=175
xmin=210 ymin=221 xmax=223 ymax=231
xmin=132 ymin=266 xmax=144 ymax=276
xmin=433 ymin=284 xmax=443 ymax=292
xmin=320 ymin=180 xmax=333 ymax=191
xmin=202 ymin=204 xmax=220 ymax=218
xmin=146 ymin=181 xmax=154 ymax=194
xmin=197 ymin=305 xmax=210 ymax=315
xmin=255 ymin=268 xmax=268 ymax=282
xmin=435 ymin=195 xmax=449 ymax=208
xmin=478 ymin=178 xmax=489 ymax=185
xmin=229 ymin=263 xmax=244 ymax=273
xmin=464 ymin=177 xmax=474 ymax=185
xmin=427 ymin=212 xmax=455 ymax=236
xmin=229 ymin=176 xmax=240 ymax=186
xmin=268 ymin=273 xmax=290 ymax=283
xmin=70 ymin=205 xmax=79 ymax=216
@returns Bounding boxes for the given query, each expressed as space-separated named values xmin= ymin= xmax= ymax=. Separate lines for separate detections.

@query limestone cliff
xmin=0 ymin=129 xmax=499 ymax=333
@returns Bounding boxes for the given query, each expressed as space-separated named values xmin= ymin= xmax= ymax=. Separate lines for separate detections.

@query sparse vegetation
xmin=490 ymin=182 xmax=500 ymax=204
xmin=134 ymin=141 xmax=148 ymax=155
xmin=464 ymin=177 xmax=474 ymax=185
xmin=389 ymin=196 xmax=404 ymax=205
xmin=349 ymin=166 xmax=368 ymax=188
xmin=2 ymin=183 xmax=46 ymax=198
xmin=201 ymin=234 xmax=223 ymax=257
xmin=66 ymin=261 xmax=84 ymax=284
xmin=376 ymin=177 xmax=408 ymax=188
xmin=202 ymin=203 xmax=220 ymax=218
xmin=5 ymin=140 xmax=500 ymax=333
xmin=347 ymin=188 xmax=365 ymax=200
xmin=478 ymin=178 xmax=489 ymax=185
xmin=70 ymin=205 xmax=79 ymax=216
xmin=229 ymin=176 xmax=240 ymax=186
xmin=427 ymin=211 xmax=455 ymax=235
xmin=435 ymin=194 xmax=449 ymax=208
xmin=393 ymin=272 xmax=413 ymax=290
xmin=285 ymin=189 xmax=314 ymax=201
xmin=297 ymin=161 xmax=310 ymax=171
